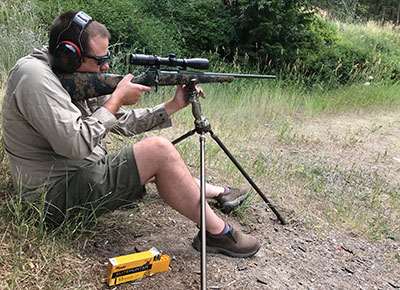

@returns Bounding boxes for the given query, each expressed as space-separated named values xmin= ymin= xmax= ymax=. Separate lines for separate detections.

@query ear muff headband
xmin=53 ymin=11 xmax=92 ymax=72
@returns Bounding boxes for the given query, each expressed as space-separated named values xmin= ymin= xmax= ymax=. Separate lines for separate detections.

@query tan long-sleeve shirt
xmin=2 ymin=48 xmax=172 ymax=195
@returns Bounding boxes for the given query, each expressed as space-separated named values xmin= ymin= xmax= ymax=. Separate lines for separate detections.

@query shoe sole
xmin=192 ymin=240 xmax=260 ymax=258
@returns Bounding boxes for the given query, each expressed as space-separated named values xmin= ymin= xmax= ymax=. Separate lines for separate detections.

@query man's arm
xmin=85 ymin=77 xmax=197 ymax=137
xmin=13 ymin=60 xmax=117 ymax=160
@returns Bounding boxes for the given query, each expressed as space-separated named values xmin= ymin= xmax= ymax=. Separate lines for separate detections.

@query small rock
xmin=342 ymin=267 xmax=354 ymax=275
xmin=298 ymin=245 xmax=307 ymax=253
xmin=340 ymin=245 xmax=354 ymax=255
xmin=256 ymin=276 xmax=268 ymax=285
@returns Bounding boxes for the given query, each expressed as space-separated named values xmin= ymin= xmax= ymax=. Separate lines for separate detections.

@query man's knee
xmin=134 ymin=136 xmax=180 ymax=163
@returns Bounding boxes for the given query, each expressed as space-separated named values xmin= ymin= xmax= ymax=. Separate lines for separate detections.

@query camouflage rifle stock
xmin=57 ymin=69 xmax=276 ymax=101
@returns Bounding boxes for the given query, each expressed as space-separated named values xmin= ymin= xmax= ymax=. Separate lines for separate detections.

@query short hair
xmin=48 ymin=11 xmax=111 ymax=56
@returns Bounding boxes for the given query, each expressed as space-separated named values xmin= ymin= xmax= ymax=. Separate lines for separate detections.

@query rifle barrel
xmin=202 ymin=72 xmax=276 ymax=79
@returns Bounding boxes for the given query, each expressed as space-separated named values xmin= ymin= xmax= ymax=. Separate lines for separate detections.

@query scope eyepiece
xmin=129 ymin=53 xmax=209 ymax=70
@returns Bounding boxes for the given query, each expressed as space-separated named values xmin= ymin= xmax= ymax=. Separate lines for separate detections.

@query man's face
xmin=77 ymin=35 xmax=110 ymax=73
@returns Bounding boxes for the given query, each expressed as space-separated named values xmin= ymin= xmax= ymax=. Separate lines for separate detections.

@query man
xmin=2 ymin=11 xmax=260 ymax=258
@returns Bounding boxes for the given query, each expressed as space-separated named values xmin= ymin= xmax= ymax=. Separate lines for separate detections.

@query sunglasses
xmin=85 ymin=50 xmax=111 ymax=66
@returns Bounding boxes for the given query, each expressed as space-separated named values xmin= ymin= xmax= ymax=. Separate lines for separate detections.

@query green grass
xmin=304 ymin=81 xmax=400 ymax=114
xmin=289 ymin=18 xmax=400 ymax=87
xmin=337 ymin=21 xmax=400 ymax=66
xmin=0 ymin=0 xmax=45 ymax=82
xmin=0 ymin=195 xmax=103 ymax=289
xmin=141 ymin=77 xmax=400 ymax=132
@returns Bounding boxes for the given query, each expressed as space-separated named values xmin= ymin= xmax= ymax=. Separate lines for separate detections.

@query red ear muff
xmin=53 ymin=40 xmax=83 ymax=73
xmin=52 ymin=11 xmax=92 ymax=73
xmin=58 ymin=40 xmax=82 ymax=58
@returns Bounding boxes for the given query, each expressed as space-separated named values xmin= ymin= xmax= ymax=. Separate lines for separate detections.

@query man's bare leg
xmin=193 ymin=178 xmax=224 ymax=198
xmin=145 ymin=175 xmax=225 ymax=198
xmin=133 ymin=137 xmax=225 ymax=235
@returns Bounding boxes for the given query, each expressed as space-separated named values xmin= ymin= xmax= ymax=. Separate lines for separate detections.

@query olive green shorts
xmin=45 ymin=146 xmax=145 ymax=226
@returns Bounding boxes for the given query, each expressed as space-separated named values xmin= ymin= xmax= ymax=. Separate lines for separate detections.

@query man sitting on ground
xmin=1 ymin=10 xmax=260 ymax=258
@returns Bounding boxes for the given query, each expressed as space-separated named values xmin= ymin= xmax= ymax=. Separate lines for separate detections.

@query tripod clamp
xmin=186 ymin=79 xmax=211 ymax=134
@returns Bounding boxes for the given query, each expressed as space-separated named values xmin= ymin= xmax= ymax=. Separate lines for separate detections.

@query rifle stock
xmin=57 ymin=69 xmax=275 ymax=101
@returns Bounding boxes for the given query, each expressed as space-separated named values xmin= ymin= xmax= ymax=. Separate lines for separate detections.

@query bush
xmin=299 ymin=21 xmax=400 ymax=85
xmin=227 ymin=0 xmax=328 ymax=70
xmin=140 ymin=0 xmax=234 ymax=56
xmin=36 ymin=0 xmax=186 ymax=56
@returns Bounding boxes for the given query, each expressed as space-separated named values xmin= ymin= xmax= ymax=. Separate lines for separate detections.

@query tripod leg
xmin=209 ymin=130 xmax=287 ymax=225
xmin=199 ymin=134 xmax=207 ymax=290
xmin=172 ymin=129 xmax=197 ymax=145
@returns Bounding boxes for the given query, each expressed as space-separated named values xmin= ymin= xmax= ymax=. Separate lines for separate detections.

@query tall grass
xmin=288 ymin=18 xmax=400 ymax=87
xmin=0 ymin=0 xmax=45 ymax=83
xmin=304 ymin=80 xmax=400 ymax=114
xmin=335 ymin=21 xmax=400 ymax=80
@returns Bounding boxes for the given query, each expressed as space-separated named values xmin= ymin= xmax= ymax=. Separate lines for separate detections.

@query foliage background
xmin=13 ymin=0 xmax=395 ymax=87
xmin=312 ymin=0 xmax=400 ymax=23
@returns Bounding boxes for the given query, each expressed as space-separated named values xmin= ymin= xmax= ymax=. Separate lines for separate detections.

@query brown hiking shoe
xmin=192 ymin=225 xmax=260 ymax=258
xmin=214 ymin=186 xmax=249 ymax=213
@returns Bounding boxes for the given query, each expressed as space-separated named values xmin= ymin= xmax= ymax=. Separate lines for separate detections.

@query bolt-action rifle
xmin=57 ymin=54 xmax=276 ymax=101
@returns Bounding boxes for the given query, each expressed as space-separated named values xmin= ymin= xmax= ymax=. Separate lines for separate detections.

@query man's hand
xmin=104 ymin=74 xmax=151 ymax=114
xmin=165 ymin=84 xmax=204 ymax=116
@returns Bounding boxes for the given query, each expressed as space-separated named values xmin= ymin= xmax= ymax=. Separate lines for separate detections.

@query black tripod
xmin=172 ymin=80 xmax=286 ymax=290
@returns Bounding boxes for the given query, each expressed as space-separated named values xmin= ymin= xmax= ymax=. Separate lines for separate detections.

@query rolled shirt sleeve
xmin=84 ymin=95 xmax=173 ymax=137
xmin=112 ymin=103 xmax=172 ymax=136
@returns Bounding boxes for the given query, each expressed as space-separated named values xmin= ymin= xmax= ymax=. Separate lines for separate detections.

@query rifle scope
xmin=129 ymin=53 xmax=209 ymax=70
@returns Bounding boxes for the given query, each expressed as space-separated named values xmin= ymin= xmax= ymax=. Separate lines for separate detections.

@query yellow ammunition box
xmin=106 ymin=247 xmax=170 ymax=286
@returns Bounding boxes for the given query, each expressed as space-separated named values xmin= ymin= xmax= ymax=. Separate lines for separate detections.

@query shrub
xmin=140 ymin=0 xmax=234 ymax=56
xmin=299 ymin=21 xmax=400 ymax=85
xmin=227 ymin=0 xmax=329 ymax=70
xmin=35 ymin=0 xmax=186 ymax=56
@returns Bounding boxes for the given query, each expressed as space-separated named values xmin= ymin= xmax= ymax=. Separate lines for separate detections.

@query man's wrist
xmin=164 ymin=99 xmax=181 ymax=116
xmin=104 ymin=92 xmax=123 ymax=115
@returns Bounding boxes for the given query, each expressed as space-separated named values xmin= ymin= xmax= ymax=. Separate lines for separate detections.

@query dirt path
xmin=82 ymin=199 xmax=399 ymax=290
xmin=76 ymin=110 xmax=400 ymax=289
